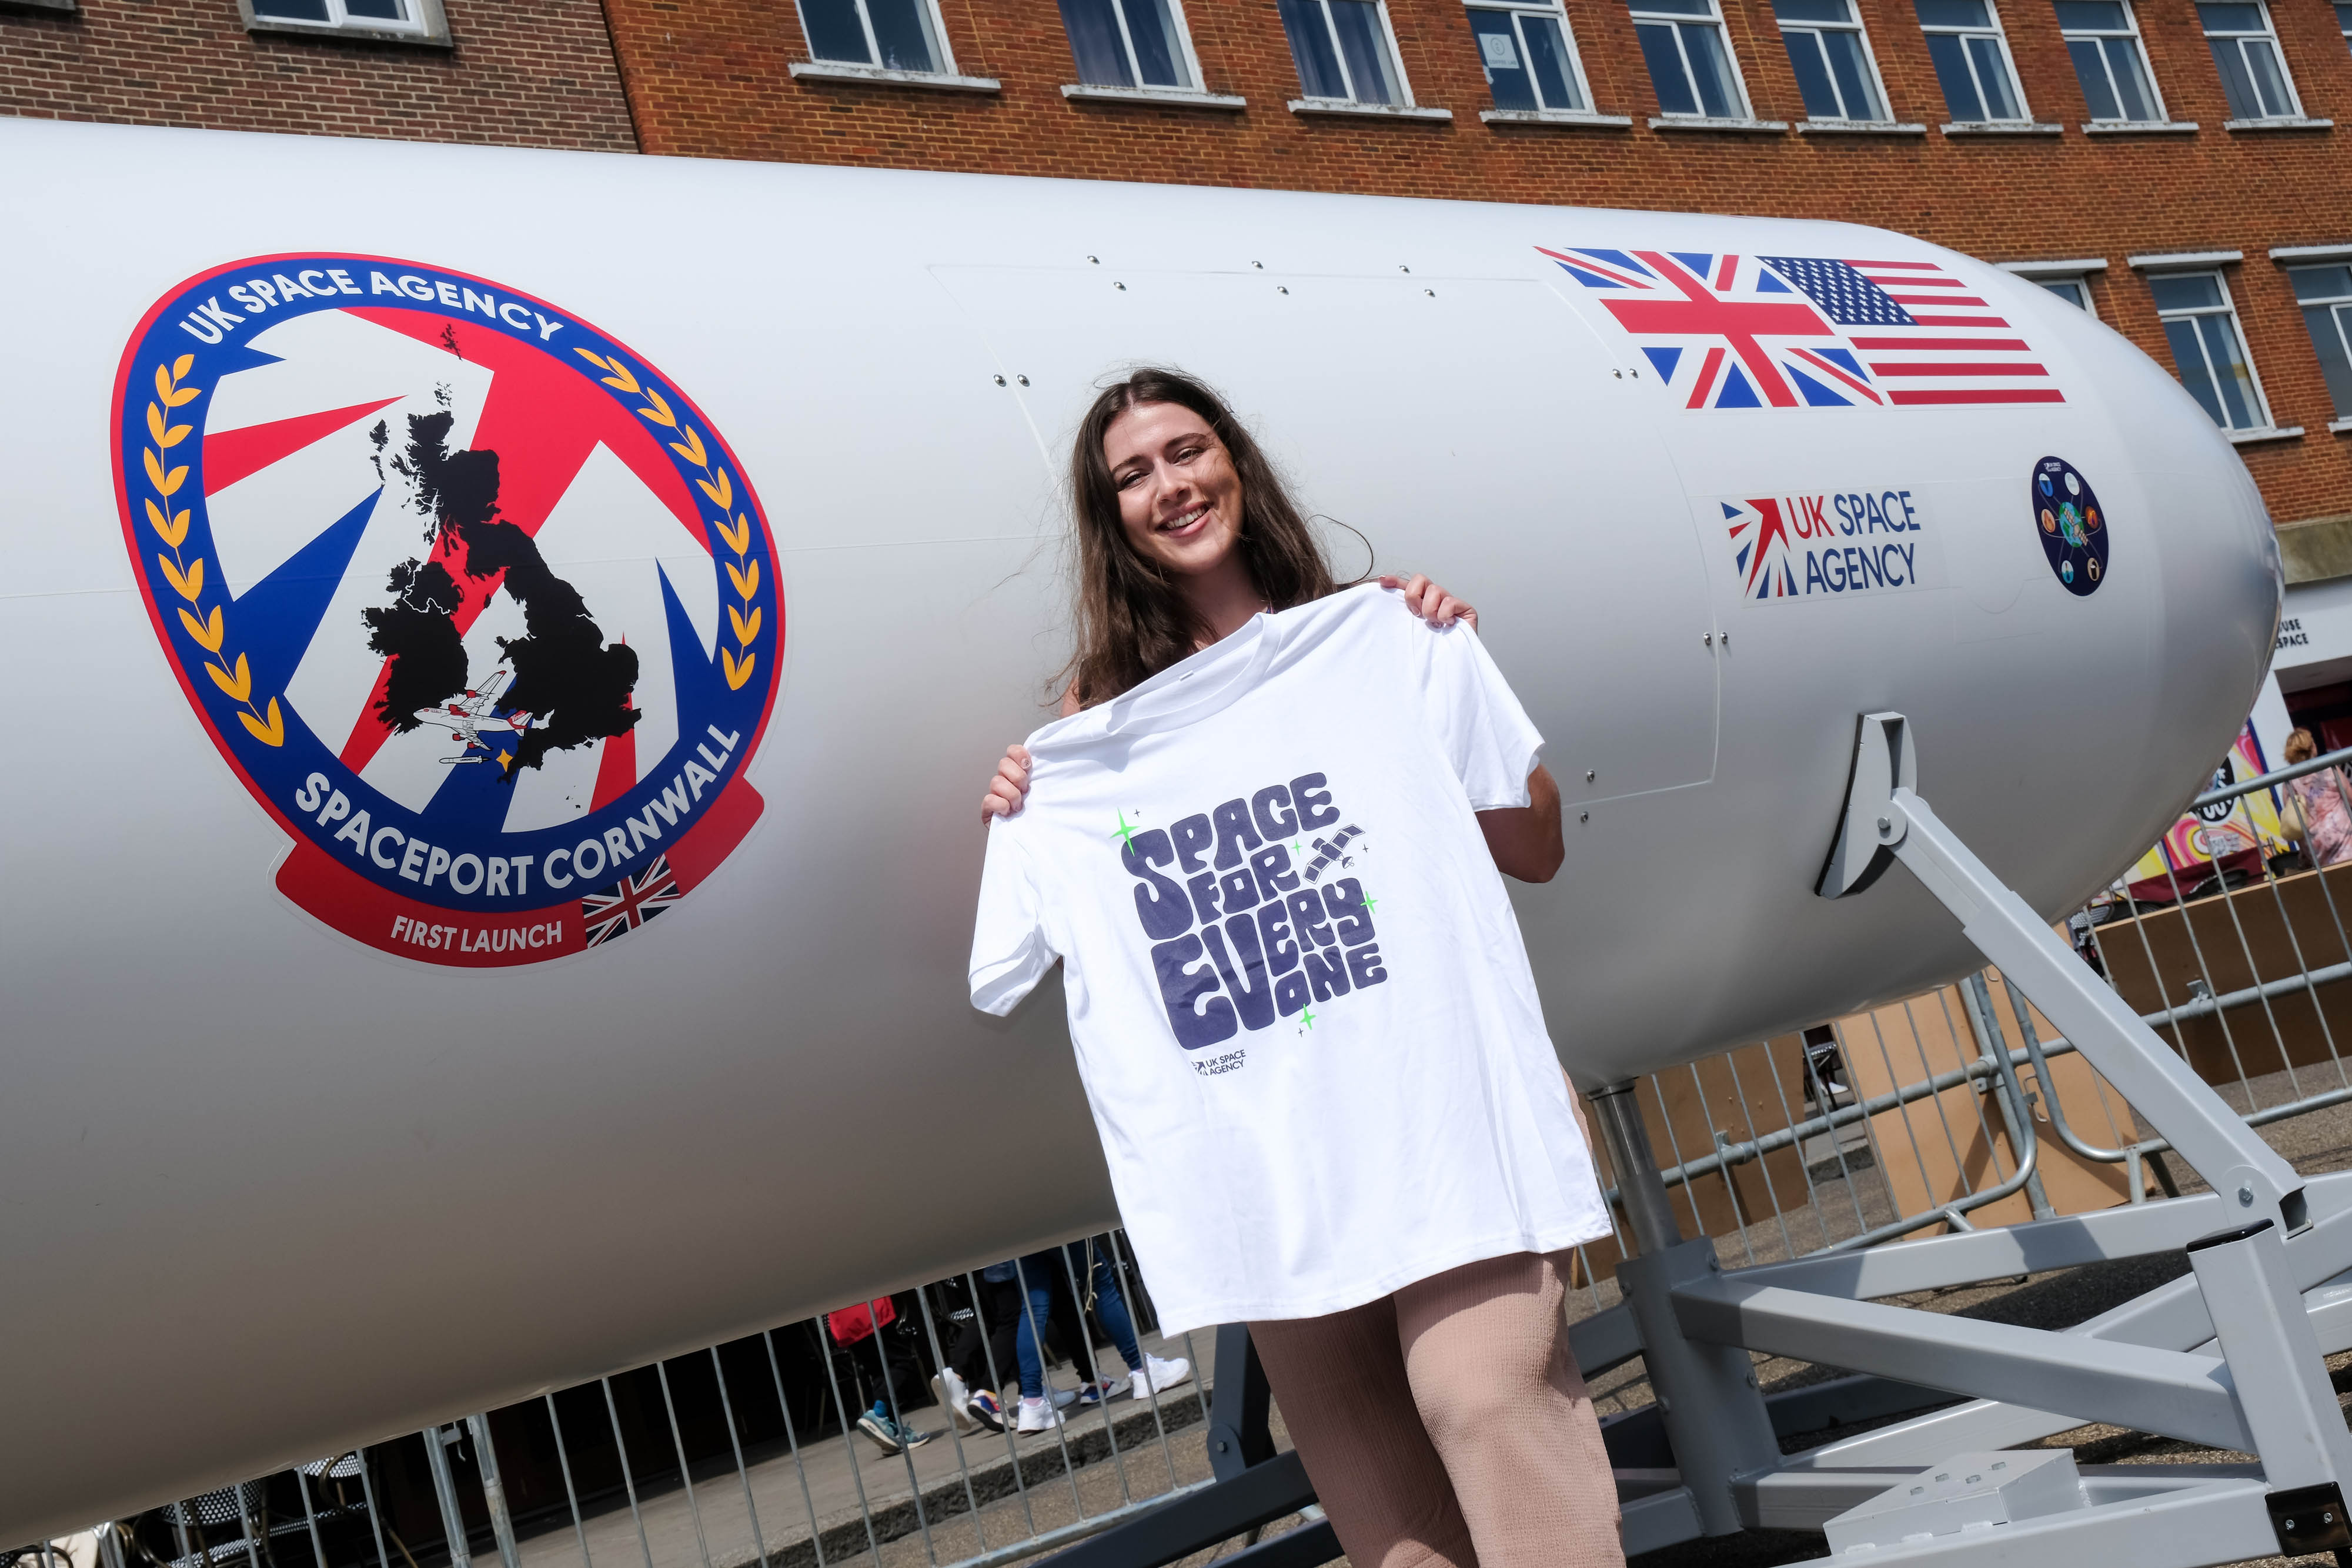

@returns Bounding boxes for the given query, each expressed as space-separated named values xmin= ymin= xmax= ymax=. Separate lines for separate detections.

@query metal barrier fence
xmin=37 ymin=748 xmax=2352 ymax=1568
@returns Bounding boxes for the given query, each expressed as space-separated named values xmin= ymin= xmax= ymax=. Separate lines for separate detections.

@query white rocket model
xmin=0 ymin=118 xmax=2277 ymax=1537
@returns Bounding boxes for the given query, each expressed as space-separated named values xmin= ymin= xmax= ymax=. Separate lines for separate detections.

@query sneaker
xmin=932 ymin=1369 xmax=974 ymax=1433
xmin=1015 ymin=1395 xmax=1065 ymax=1435
xmin=1048 ymin=1386 xmax=1081 ymax=1410
xmin=856 ymin=1403 xmax=902 ymax=1455
xmin=1131 ymin=1354 xmax=1192 ymax=1402
xmin=965 ymin=1389 xmax=1006 ymax=1433
xmin=1073 ymin=1376 xmax=1122 ymax=1407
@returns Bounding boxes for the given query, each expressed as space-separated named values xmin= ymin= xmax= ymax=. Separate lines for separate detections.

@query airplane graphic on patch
xmin=1538 ymin=248 xmax=2062 ymax=410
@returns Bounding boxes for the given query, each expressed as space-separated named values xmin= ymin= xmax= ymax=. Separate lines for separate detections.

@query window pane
xmin=1636 ymin=18 xmax=1702 ymax=111
xmin=2197 ymin=313 xmax=2259 ymax=427
xmin=1472 ymin=8 xmax=1541 ymax=106
xmin=1280 ymin=0 xmax=1351 ymax=95
xmin=2054 ymin=0 xmax=2127 ymax=28
xmin=1775 ymin=0 xmax=1854 ymax=21
xmin=867 ymin=0 xmax=941 ymax=69
xmin=1636 ymin=0 xmax=1719 ymax=16
xmin=1522 ymin=14 xmax=1585 ymax=108
xmin=2149 ymin=273 xmax=2224 ymax=310
xmin=2161 ymin=317 xmax=2229 ymax=426
xmin=1784 ymin=30 xmax=1845 ymax=114
xmin=1330 ymin=0 xmax=1402 ymax=102
xmin=2197 ymin=2 xmax=2264 ymax=28
xmin=1823 ymin=28 xmax=1885 ymax=116
xmin=1681 ymin=19 xmax=1740 ymax=114
xmin=2244 ymin=38 xmax=2291 ymax=115
xmin=1925 ymin=31 xmax=1986 ymax=116
xmin=2290 ymin=265 xmax=2352 ymax=302
xmin=2103 ymin=36 xmax=2156 ymax=116
xmin=800 ymin=0 xmax=876 ymax=61
xmin=1122 ymin=0 xmax=1192 ymax=86
xmin=1915 ymin=0 xmax=1992 ymax=26
xmin=1967 ymin=34 xmax=2022 ymax=115
xmin=2040 ymin=279 xmax=2091 ymax=307
xmin=1061 ymin=0 xmax=1135 ymax=84
xmin=2340 ymin=0 xmax=2352 ymax=39
xmin=345 ymin=0 xmax=406 ymax=16
xmin=252 ymin=0 xmax=332 ymax=16
xmin=2209 ymin=35 xmax=2261 ymax=115
xmin=2303 ymin=305 xmax=2352 ymax=416
xmin=2067 ymin=37 xmax=2120 ymax=116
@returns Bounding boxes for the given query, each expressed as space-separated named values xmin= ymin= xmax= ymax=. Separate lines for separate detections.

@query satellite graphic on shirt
xmin=1115 ymin=771 xmax=1388 ymax=1067
xmin=111 ymin=255 xmax=784 ymax=968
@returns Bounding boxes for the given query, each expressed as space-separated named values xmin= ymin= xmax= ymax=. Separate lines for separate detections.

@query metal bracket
xmin=1818 ymin=711 xmax=2307 ymax=1232
xmin=2265 ymin=1480 xmax=2352 ymax=1555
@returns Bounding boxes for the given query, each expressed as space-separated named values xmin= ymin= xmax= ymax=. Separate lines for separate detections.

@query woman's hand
xmin=1381 ymin=573 xmax=1477 ymax=631
xmin=982 ymin=743 xmax=1033 ymax=823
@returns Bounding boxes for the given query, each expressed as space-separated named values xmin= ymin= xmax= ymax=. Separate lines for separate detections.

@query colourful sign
xmin=2118 ymin=724 xmax=2287 ymax=899
xmin=112 ymin=256 xmax=781 ymax=966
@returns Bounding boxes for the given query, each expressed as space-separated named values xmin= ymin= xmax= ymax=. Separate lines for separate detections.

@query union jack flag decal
xmin=581 ymin=855 xmax=683 ymax=947
xmin=1540 ymin=247 xmax=2062 ymax=410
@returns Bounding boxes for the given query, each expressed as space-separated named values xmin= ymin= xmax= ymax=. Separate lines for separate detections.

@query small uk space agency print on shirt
xmin=1112 ymin=770 xmax=1388 ymax=1074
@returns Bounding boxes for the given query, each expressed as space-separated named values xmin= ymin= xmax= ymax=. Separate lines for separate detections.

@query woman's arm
xmin=1478 ymin=764 xmax=1565 ymax=883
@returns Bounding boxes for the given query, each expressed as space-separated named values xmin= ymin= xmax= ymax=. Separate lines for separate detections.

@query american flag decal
xmin=581 ymin=855 xmax=683 ymax=947
xmin=1540 ymin=247 xmax=2062 ymax=410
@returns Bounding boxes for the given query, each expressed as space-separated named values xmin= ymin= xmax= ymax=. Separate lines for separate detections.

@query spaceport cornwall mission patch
xmin=968 ymin=585 xmax=1611 ymax=1336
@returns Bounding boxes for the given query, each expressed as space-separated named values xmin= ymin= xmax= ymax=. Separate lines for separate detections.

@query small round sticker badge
xmin=2032 ymin=456 xmax=2107 ymax=597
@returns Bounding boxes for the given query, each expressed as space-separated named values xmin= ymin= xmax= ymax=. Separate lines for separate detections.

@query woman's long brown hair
xmin=1060 ymin=367 xmax=1342 ymax=709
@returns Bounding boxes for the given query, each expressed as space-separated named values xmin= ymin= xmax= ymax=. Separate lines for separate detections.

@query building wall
xmin=597 ymin=0 xmax=2352 ymax=526
xmin=0 ymin=0 xmax=637 ymax=152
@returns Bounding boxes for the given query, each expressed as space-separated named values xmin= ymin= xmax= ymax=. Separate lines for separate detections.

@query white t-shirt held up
xmin=968 ymin=586 xmax=1611 ymax=1335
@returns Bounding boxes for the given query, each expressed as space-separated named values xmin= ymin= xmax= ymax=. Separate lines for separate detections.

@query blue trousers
xmin=1013 ymin=1243 xmax=1142 ymax=1399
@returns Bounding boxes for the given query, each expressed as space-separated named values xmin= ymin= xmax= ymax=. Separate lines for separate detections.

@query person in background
xmin=2280 ymin=728 xmax=2352 ymax=868
xmin=934 ymin=1263 xmax=1023 ymax=1434
xmin=828 ymin=1295 xmax=936 ymax=1455
xmin=1011 ymin=1241 xmax=1190 ymax=1434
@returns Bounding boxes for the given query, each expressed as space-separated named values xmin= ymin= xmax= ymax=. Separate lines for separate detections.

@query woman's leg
xmin=1251 ymin=1301 xmax=1476 ymax=1568
xmin=1394 ymin=1251 xmax=1622 ymax=1568
xmin=1013 ymin=1253 xmax=1056 ymax=1399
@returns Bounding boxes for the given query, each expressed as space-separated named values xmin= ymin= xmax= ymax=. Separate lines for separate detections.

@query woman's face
xmin=1104 ymin=401 xmax=1245 ymax=578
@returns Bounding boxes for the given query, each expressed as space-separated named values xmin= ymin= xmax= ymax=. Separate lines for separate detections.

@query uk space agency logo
xmin=112 ymin=256 xmax=781 ymax=966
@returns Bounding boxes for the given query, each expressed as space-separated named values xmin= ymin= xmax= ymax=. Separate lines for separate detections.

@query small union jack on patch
xmin=581 ymin=855 xmax=683 ymax=947
xmin=1539 ymin=247 xmax=2062 ymax=410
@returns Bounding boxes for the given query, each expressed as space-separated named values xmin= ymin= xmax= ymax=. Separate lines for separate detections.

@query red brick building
xmin=12 ymin=0 xmax=2352 ymax=698
xmin=0 ymin=0 xmax=634 ymax=152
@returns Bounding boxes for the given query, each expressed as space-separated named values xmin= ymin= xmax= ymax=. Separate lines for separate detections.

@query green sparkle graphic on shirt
xmin=1301 ymin=1009 xmax=1317 ymax=1030
xmin=1359 ymin=892 xmax=1379 ymax=914
xmin=1111 ymin=810 xmax=1140 ymax=849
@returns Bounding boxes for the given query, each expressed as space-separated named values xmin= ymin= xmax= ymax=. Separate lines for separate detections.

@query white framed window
xmin=2199 ymin=1 xmax=2302 ymax=121
xmin=2339 ymin=1 xmax=2352 ymax=54
xmin=2149 ymin=270 xmax=2273 ymax=432
xmin=2054 ymin=0 xmax=2166 ymax=122
xmin=1060 ymin=0 xmax=1206 ymax=91
xmin=798 ymin=0 xmax=957 ymax=75
xmin=2000 ymin=258 xmax=2105 ymax=315
xmin=240 ymin=0 xmax=446 ymax=41
xmin=1279 ymin=0 xmax=1415 ymax=104
xmin=1468 ymin=0 xmax=1598 ymax=112
xmin=1773 ymin=0 xmax=1892 ymax=121
xmin=1629 ymin=0 xmax=1753 ymax=118
xmin=2038 ymin=276 xmax=2097 ymax=311
xmin=2288 ymin=264 xmax=2352 ymax=420
xmin=1914 ymin=0 xmax=2029 ymax=121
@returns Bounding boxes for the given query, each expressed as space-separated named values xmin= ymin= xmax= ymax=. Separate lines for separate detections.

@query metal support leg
xmin=2189 ymin=1218 xmax=2352 ymax=1560
xmin=1207 ymin=1323 xmax=1275 ymax=1482
xmin=1591 ymin=1080 xmax=1780 ymax=1537
xmin=465 ymin=1414 xmax=523 ymax=1568
xmin=420 ymin=1425 xmax=473 ymax=1568
xmin=1819 ymin=713 xmax=2308 ymax=1233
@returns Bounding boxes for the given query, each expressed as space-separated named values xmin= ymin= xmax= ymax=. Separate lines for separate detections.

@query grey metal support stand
xmin=1591 ymin=1080 xmax=1782 ymax=1537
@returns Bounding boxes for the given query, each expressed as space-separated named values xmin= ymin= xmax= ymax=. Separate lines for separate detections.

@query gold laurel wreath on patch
xmin=142 ymin=355 xmax=286 ymax=747
xmin=574 ymin=349 xmax=763 ymax=693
